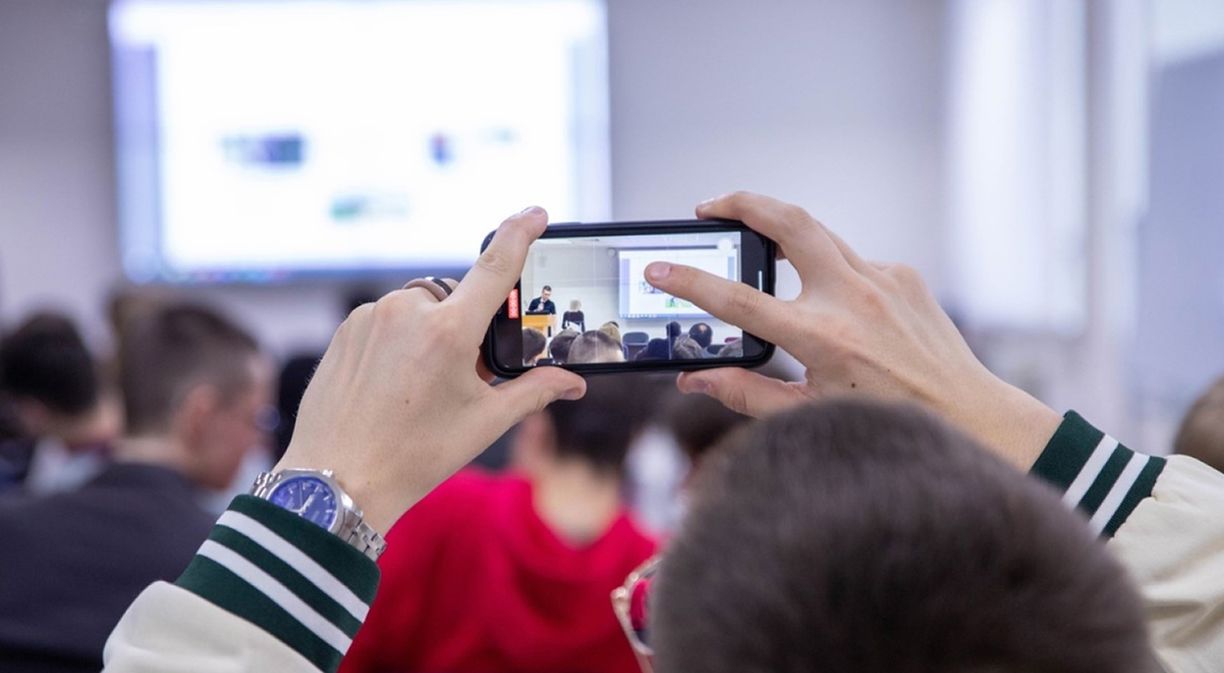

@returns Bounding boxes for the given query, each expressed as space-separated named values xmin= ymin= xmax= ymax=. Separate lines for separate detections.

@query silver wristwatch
xmin=250 ymin=469 xmax=387 ymax=561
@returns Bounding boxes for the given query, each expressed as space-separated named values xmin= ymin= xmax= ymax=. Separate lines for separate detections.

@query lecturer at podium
xmin=527 ymin=285 xmax=556 ymax=315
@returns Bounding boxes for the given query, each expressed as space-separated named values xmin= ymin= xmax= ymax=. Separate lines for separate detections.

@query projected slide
xmin=110 ymin=0 xmax=608 ymax=282
xmin=618 ymin=247 xmax=739 ymax=319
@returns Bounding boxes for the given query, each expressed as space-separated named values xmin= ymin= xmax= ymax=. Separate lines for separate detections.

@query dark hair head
xmin=666 ymin=321 xmax=682 ymax=339
xmin=654 ymin=399 xmax=1153 ymax=673
xmin=688 ymin=322 xmax=713 ymax=348
xmin=665 ymin=393 xmax=750 ymax=464
xmin=1174 ymin=375 xmax=1224 ymax=472
xmin=0 ymin=312 xmax=98 ymax=416
xmin=567 ymin=330 xmax=624 ymax=364
xmin=543 ymin=375 xmax=661 ymax=473
xmin=636 ymin=338 xmax=671 ymax=361
xmin=522 ymin=327 xmax=547 ymax=362
xmin=548 ymin=329 xmax=579 ymax=364
xmin=120 ymin=304 xmax=260 ymax=435
xmin=542 ymin=285 xmax=552 ymax=292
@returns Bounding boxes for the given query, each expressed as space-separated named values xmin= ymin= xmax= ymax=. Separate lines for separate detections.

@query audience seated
xmin=569 ymin=330 xmax=626 ymax=364
xmin=0 ymin=312 xmax=119 ymax=494
xmin=635 ymin=338 xmax=671 ymax=362
xmin=0 ymin=303 xmax=272 ymax=673
xmin=719 ymin=338 xmax=743 ymax=359
xmin=340 ymin=377 xmax=658 ymax=673
xmin=599 ymin=321 xmax=622 ymax=345
xmin=562 ymin=300 xmax=586 ymax=333
xmin=665 ymin=321 xmax=681 ymax=341
xmin=522 ymin=327 xmax=547 ymax=365
xmin=670 ymin=335 xmax=704 ymax=360
xmin=687 ymin=322 xmax=713 ymax=349
xmin=1175 ymin=375 xmax=1224 ymax=472
xmin=649 ymin=400 xmax=1154 ymax=673
xmin=547 ymin=329 xmax=580 ymax=365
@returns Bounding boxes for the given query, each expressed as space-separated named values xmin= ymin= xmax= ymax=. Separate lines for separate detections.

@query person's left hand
xmin=275 ymin=206 xmax=587 ymax=534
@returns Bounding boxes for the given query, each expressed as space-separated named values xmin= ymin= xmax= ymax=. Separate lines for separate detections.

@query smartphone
xmin=482 ymin=219 xmax=776 ymax=377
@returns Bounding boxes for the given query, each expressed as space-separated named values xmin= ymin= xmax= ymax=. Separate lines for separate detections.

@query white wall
xmin=0 ymin=0 xmax=947 ymax=359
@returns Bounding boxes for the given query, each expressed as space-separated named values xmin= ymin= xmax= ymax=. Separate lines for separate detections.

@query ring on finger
xmin=402 ymin=276 xmax=455 ymax=302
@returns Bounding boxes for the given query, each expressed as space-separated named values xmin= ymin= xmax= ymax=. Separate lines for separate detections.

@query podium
xmin=522 ymin=313 xmax=557 ymax=336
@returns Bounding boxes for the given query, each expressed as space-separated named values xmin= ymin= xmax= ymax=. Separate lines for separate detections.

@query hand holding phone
xmin=482 ymin=220 xmax=777 ymax=377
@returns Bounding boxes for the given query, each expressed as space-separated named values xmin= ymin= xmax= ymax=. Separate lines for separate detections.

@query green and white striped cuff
xmin=176 ymin=495 xmax=380 ymax=672
xmin=1030 ymin=411 xmax=1166 ymax=538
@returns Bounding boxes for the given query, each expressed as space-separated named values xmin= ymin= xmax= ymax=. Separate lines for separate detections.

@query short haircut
xmin=120 ymin=304 xmax=259 ymax=435
xmin=544 ymin=375 xmax=657 ymax=473
xmin=1174 ymin=375 xmax=1224 ymax=472
xmin=665 ymin=393 xmax=750 ymax=464
xmin=567 ymin=330 xmax=624 ymax=364
xmin=671 ymin=335 xmax=704 ymax=360
xmin=719 ymin=338 xmax=743 ymax=359
xmin=548 ymin=329 xmax=579 ymax=364
xmin=522 ymin=327 xmax=547 ymax=363
xmin=688 ymin=322 xmax=713 ymax=348
xmin=0 ymin=312 xmax=98 ymax=416
xmin=541 ymin=285 xmax=552 ymax=292
xmin=654 ymin=399 xmax=1153 ymax=673
xmin=666 ymin=321 xmax=682 ymax=339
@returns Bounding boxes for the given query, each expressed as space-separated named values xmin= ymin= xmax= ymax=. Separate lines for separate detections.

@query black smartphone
xmin=482 ymin=219 xmax=776 ymax=377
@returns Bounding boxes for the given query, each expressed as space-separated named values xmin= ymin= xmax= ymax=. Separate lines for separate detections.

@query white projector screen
xmin=110 ymin=0 xmax=609 ymax=283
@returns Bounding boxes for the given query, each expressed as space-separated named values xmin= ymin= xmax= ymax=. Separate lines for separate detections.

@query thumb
xmin=677 ymin=367 xmax=808 ymax=418
xmin=492 ymin=367 xmax=588 ymax=426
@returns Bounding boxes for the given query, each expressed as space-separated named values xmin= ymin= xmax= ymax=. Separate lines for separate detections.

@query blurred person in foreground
xmin=546 ymin=328 xmax=579 ymax=364
xmin=0 ymin=303 xmax=271 ymax=673
xmin=99 ymin=199 xmax=1222 ymax=673
xmin=0 ymin=312 xmax=120 ymax=493
xmin=568 ymin=329 xmax=626 ymax=364
xmin=1174 ymin=375 xmax=1224 ymax=472
xmin=340 ymin=376 xmax=657 ymax=673
xmin=522 ymin=326 xmax=547 ymax=366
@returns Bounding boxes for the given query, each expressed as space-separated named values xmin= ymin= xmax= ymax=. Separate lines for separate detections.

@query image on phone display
xmin=485 ymin=222 xmax=775 ymax=376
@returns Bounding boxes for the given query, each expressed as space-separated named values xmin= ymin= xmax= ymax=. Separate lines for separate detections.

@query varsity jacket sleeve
xmin=102 ymin=495 xmax=380 ymax=673
xmin=1030 ymin=412 xmax=1224 ymax=673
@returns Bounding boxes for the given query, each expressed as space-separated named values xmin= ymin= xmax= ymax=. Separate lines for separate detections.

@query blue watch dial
xmin=268 ymin=476 xmax=339 ymax=530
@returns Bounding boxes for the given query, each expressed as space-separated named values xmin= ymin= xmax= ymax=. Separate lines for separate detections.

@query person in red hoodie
xmin=339 ymin=376 xmax=660 ymax=673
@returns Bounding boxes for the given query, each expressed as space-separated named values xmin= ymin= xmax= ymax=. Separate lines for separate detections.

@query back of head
xmin=568 ymin=330 xmax=624 ymax=364
xmin=542 ymin=375 xmax=658 ymax=473
xmin=548 ymin=329 xmax=579 ymax=364
xmin=653 ymin=399 xmax=1153 ymax=673
xmin=665 ymin=393 xmax=750 ymax=465
xmin=121 ymin=303 xmax=259 ymax=436
xmin=522 ymin=327 xmax=546 ymax=362
xmin=636 ymin=338 xmax=670 ymax=361
xmin=599 ymin=321 xmax=622 ymax=345
xmin=0 ymin=312 xmax=98 ymax=418
xmin=665 ymin=321 xmax=681 ymax=339
xmin=1174 ymin=375 xmax=1224 ymax=472
xmin=688 ymin=322 xmax=713 ymax=348
xmin=671 ymin=335 xmax=703 ymax=360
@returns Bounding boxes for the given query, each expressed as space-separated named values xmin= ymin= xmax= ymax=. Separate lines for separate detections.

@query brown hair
xmin=1174 ymin=375 xmax=1224 ymax=472
xmin=521 ymin=327 xmax=546 ymax=363
xmin=567 ymin=330 xmax=624 ymax=364
xmin=653 ymin=399 xmax=1154 ymax=673
xmin=120 ymin=304 xmax=259 ymax=435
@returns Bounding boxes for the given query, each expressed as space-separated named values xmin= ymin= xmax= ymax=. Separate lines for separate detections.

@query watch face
xmin=268 ymin=476 xmax=339 ymax=530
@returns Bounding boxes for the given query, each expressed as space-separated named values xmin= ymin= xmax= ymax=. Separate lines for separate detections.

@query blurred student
xmin=665 ymin=392 xmax=750 ymax=473
xmin=547 ymin=328 xmax=579 ymax=365
xmin=687 ymin=322 xmax=713 ymax=350
xmin=522 ymin=327 xmax=547 ymax=366
xmin=0 ymin=303 xmax=271 ymax=673
xmin=647 ymin=400 xmax=1155 ymax=673
xmin=527 ymin=285 xmax=555 ymax=314
xmin=0 ymin=312 xmax=119 ymax=493
xmin=599 ymin=320 xmax=622 ymax=344
xmin=670 ymin=335 xmax=704 ymax=360
xmin=635 ymin=338 xmax=671 ymax=362
xmin=1174 ymin=375 xmax=1224 ymax=472
xmin=718 ymin=337 xmax=743 ymax=359
xmin=340 ymin=377 xmax=657 ymax=673
xmin=569 ymin=330 xmax=626 ymax=364
xmin=562 ymin=299 xmax=585 ymax=332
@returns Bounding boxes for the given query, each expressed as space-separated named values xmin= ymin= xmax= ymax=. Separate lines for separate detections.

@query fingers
xmin=677 ymin=368 xmax=809 ymax=418
xmin=696 ymin=191 xmax=875 ymax=281
xmin=489 ymin=366 xmax=587 ymax=428
xmin=644 ymin=262 xmax=790 ymax=346
xmin=450 ymin=207 xmax=548 ymax=330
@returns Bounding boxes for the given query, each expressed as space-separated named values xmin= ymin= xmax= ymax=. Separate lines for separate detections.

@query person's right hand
xmin=644 ymin=192 xmax=1061 ymax=470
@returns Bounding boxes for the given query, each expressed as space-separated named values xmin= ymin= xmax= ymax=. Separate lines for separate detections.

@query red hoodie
xmin=340 ymin=469 xmax=657 ymax=673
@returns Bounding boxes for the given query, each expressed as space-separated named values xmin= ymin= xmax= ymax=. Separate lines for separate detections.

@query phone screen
xmin=485 ymin=222 xmax=775 ymax=376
